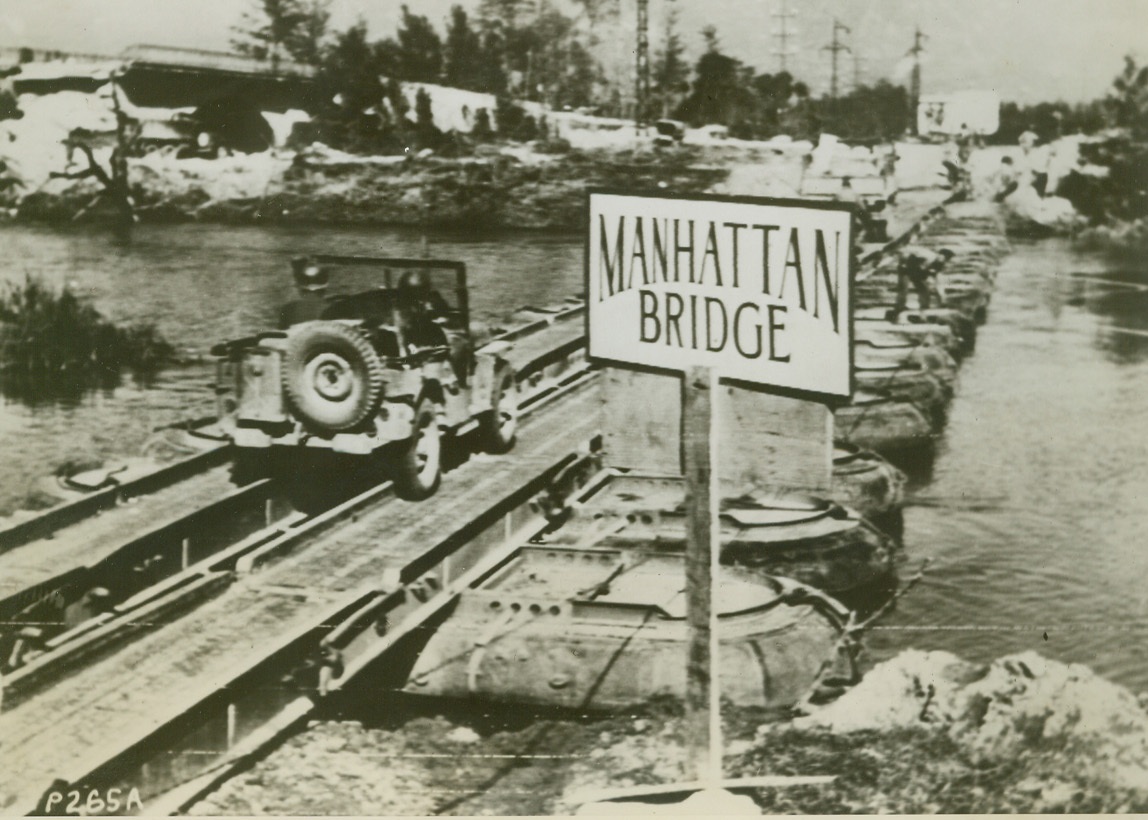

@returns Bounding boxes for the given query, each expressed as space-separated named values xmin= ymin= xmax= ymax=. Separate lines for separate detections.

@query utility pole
xmin=908 ymin=26 xmax=927 ymax=134
xmin=635 ymin=0 xmax=650 ymax=133
xmin=657 ymin=0 xmax=679 ymax=118
xmin=822 ymin=18 xmax=851 ymax=102
xmin=771 ymin=0 xmax=797 ymax=74
xmin=822 ymin=17 xmax=851 ymax=128
xmin=852 ymin=52 xmax=865 ymax=91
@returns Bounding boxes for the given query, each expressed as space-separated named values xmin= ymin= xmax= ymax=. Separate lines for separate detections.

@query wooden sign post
xmin=586 ymin=190 xmax=855 ymax=802
xmin=683 ymin=365 xmax=722 ymax=783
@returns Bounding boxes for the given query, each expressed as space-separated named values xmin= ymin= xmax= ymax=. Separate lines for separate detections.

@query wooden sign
xmin=587 ymin=191 xmax=855 ymax=399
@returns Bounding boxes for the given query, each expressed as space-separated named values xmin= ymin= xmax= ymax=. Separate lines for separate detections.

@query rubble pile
xmin=131 ymin=150 xmax=294 ymax=220
xmin=794 ymin=649 xmax=1148 ymax=791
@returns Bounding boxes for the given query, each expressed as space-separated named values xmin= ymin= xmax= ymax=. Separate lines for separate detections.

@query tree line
xmin=229 ymin=0 xmax=1147 ymax=161
xmin=229 ymin=0 xmax=921 ymax=152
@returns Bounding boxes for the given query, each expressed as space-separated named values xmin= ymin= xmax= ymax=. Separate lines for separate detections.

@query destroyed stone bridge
xmin=6 ymin=43 xmax=320 ymax=114
xmin=113 ymin=44 xmax=320 ymax=113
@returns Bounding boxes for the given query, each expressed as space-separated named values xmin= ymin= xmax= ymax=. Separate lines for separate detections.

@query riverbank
xmin=3 ymin=143 xmax=752 ymax=231
xmin=3 ymin=135 xmax=1107 ymax=237
xmin=2 ymin=124 xmax=931 ymax=231
xmin=261 ymin=146 xmax=733 ymax=230
xmin=189 ymin=648 xmax=1148 ymax=815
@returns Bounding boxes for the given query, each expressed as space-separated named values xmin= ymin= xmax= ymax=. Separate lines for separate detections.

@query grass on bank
xmin=730 ymin=726 xmax=1148 ymax=814
xmin=0 ymin=276 xmax=173 ymax=378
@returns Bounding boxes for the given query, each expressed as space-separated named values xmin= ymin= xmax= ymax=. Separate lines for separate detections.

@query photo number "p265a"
xmin=42 ymin=787 xmax=143 ymax=815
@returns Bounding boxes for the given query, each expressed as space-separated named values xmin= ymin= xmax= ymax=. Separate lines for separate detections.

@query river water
xmin=1 ymin=221 xmax=1146 ymax=692
xmin=867 ymin=239 xmax=1148 ymax=690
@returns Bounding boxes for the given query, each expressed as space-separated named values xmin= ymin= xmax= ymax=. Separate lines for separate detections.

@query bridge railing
xmin=2 ymin=43 xmax=316 ymax=81
xmin=0 ymin=46 xmax=118 ymax=65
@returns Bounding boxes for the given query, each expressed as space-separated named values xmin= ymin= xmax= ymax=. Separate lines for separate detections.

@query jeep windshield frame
xmin=312 ymin=255 xmax=469 ymax=335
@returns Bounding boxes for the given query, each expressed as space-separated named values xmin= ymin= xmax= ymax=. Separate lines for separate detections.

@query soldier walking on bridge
xmin=889 ymin=245 xmax=954 ymax=318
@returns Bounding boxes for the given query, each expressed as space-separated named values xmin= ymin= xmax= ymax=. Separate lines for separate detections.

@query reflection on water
xmin=0 ymin=371 xmax=120 ymax=408
xmin=0 ymin=226 xmax=1145 ymax=691
xmin=1055 ymin=262 xmax=1148 ymax=364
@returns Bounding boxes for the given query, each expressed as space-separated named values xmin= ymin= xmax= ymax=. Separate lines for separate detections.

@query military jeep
xmin=212 ymin=256 xmax=517 ymax=499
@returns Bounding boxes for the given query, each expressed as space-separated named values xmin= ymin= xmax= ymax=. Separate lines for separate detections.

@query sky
xmin=0 ymin=0 xmax=1144 ymax=103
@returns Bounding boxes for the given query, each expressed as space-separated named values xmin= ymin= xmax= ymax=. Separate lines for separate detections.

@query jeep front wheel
xmin=394 ymin=399 xmax=442 ymax=499
xmin=482 ymin=368 xmax=518 ymax=453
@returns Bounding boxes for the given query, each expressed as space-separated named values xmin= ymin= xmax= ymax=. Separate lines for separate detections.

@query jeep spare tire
xmin=283 ymin=322 xmax=384 ymax=432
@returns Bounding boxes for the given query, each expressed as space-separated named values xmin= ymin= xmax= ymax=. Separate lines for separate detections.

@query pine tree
xmin=570 ymin=0 xmax=619 ymax=46
xmin=444 ymin=6 xmax=484 ymax=90
xmin=1108 ymin=56 xmax=1148 ymax=141
xmin=477 ymin=30 xmax=509 ymax=94
xmin=527 ymin=7 xmax=574 ymax=106
xmin=676 ymin=28 xmax=755 ymax=128
xmin=556 ymin=40 xmax=598 ymax=109
xmin=284 ymin=0 xmax=330 ymax=66
xmin=477 ymin=0 xmax=537 ymax=33
xmin=652 ymin=1 xmax=687 ymax=117
xmin=396 ymin=5 xmax=444 ymax=83
xmin=231 ymin=0 xmax=329 ymax=68
xmin=315 ymin=23 xmax=389 ymax=152
xmin=414 ymin=87 xmax=441 ymax=148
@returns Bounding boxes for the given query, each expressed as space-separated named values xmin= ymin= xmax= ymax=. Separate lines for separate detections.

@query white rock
xmin=796 ymin=649 xmax=1148 ymax=792
xmin=445 ymin=726 xmax=481 ymax=744
xmin=794 ymin=649 xmax=972 ymax=733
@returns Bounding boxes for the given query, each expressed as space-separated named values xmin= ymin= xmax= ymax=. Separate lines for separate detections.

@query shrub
xmin=494 ymin=96 xmax=538 ymax=141
xmin=533 ymin=136 xmax=572 ymax=154
xmin=414 ymin=87 xmax=443 ymax=151
xmin=1077 ymin=137 xmax=1148 ymax=223
xmin=0 ymin=277 xmax=174 ymax=378
xmin=471 ymin=107 xmax=494 ymax=141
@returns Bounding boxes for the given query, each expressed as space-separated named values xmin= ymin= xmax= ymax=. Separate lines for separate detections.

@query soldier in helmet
xmin=396 ymin=270 xmax=450 ymax=345
xmin=278 ymin=256 xmax=330 ymax=328
xmin=396 ymin=269 xmax=470 ymax=380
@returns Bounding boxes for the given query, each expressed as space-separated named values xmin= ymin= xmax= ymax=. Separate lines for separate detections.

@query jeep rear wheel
xmin=395 ymin=399 xmax=442 ymax=499
xmin=282 ymin=322 xmax=384 ymax=432
xmin=482 ymin=368 xmax=518 ymax=453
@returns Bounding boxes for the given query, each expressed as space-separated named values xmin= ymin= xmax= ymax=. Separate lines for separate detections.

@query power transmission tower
xmin=635 ymin=0 xmax=650 ymax=132
xmin=853 ymin=52 xmax=865 ymax=91
xmin=821 ymin=18 xmax=851 ymax=103
xmin=771 ymin=0 xmax=797 ymax=74
xmin=907 ymin=26 xmax=927 ymax=134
